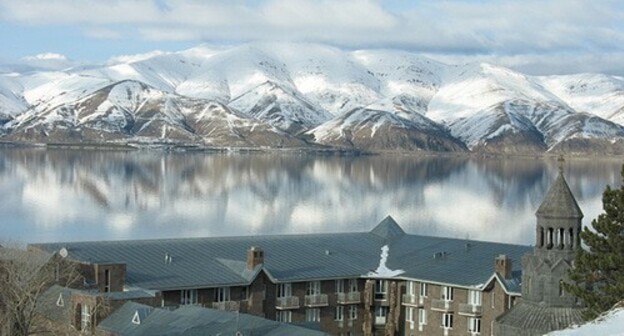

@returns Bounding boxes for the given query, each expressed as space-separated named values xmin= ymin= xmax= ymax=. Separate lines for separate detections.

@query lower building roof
xmin=97 ymin=301 xmax=329 ymax=336
xmin=496 ymin=301 xmax=585 ymax=334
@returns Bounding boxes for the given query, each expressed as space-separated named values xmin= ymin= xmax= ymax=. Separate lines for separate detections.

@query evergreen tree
xmin=565 ymin=166 xmax=624 ymax=320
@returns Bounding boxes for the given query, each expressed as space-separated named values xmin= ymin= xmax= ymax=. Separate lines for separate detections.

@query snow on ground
xmin=366 ymin=245 xmax=404 ymax=278
xmin=547 ymin=307 xmax=624 ymax=336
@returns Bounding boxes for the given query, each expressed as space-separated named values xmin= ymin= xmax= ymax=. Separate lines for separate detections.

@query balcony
xmin=211 ymin=301 xmax=240 ymax=311
xmin=430 ymin=299 xmax=453 ymax=312
xmin=402 ymin=294 xmax=423 ymax=307
xmin=458 ymin=303 xmax=482 ymax=316
xmin=304 ymin=294 xmax=329 ymax=307
xmin=337 ymin=291 xmax=361 ymax=304
xmin=275 ymin=296 xmax=300 ymax=310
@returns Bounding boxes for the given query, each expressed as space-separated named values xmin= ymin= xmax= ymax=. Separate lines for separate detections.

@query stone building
xmin=495 ymin=168 xmax=585 ymax=335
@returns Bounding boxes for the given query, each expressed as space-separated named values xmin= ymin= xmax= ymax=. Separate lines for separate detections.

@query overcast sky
xmin=1 ymin=0 xmax=624 ymax=75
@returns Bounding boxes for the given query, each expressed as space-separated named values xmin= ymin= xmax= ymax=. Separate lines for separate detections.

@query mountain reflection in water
xmin=0 ymin=149 xmax=620 ymax=245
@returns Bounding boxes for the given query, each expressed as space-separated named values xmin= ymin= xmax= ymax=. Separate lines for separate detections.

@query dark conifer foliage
xmin=565 ymin=165 xmax=624 ymax=320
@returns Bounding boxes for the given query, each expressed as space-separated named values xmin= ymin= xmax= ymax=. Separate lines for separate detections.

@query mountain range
xmin=2 ymin=42 xmax=624 ymax=154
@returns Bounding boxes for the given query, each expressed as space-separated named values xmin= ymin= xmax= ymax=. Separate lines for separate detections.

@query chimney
xmin=247 ymin=246 xmax=264 ymax=271
xmin=495 ymin=254 xmax=512 ymax=279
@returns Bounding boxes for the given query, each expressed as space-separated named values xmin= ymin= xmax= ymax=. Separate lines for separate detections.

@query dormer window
xmin=56 ymin=293 xmax=64 ymax=307
xmin=132 ymin=311 xmax=141 ymax=325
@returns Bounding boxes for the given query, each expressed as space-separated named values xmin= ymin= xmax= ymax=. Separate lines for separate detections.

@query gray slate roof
xmin=536 ymin=172 xmax=583 ymax=219
xmin=31 ymin=217 xmax=531 ymax=291
xmin=98 ymin=301 xmax=329 ymax=336
xmin=36 ymin=285 xmax=76 ymax=322
xmin=496 ymin=301 xmax=584 ymax=335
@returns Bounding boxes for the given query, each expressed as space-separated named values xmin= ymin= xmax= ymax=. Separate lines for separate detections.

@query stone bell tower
xmin=522 ymin=159 xmax=583 ymax=306
xmin=495 ymin=158 xmax=585 ymax=335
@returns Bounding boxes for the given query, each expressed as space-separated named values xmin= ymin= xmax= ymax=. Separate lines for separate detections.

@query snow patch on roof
xmin=547 ymin=306 xmax=624 ymax=336
xmin=366 ymin=245 xmax=404 ymax=278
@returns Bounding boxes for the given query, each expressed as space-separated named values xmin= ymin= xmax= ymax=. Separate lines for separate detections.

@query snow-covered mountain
xmin=2 ymin=42 xmax=624 ymax=154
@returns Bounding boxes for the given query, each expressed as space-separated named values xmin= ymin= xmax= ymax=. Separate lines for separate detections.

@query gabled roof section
xmin=370 ymin=215 xmax=406 ymax=241
xmin=536 ymin=172 xmax=583 ymax=219
xmin=98 ymin=301 xmax=329 ymax=335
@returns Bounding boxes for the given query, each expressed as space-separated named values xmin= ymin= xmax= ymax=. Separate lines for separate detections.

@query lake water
xmin=0 ymin=149 xmax=621 ymax=245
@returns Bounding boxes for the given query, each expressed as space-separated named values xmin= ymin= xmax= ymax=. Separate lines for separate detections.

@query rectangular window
xmin=277 ymin=283 xmax=292 ymax=298
xmin=81 ymin=304 xmax=91 ymax=331
xmin=375 ymin=280 xmax=387 ymax=299
xmin=407 ymin=281 xmax=417 ymax=296
xmin=104 ymin=269 xmax=111 ymax=292
xmin=214 ymin=287 xmax=230 ymax=302
xmin=418 ymin=308 xmax=427 ymax=325
xmin=491 ymin=292 xmax=495 ymax=308
xmin=54 ymin=264 xmax=60 ymax=282
xmin=306 ymin=308 xmax=321 ymax=322
xmin=442 ymin=313 xmax=453 ymax=329
xmin=276 ymin=310 xmax=292 ymax=323
xmin=335 ymin=306 xmax=344 ymax=321
xmin=441 ymin=286 xmax=454 ymax=301
xmin=469 ymin=290 xmax=482 ymax=305
xmin=242 ymin=286 xmax=249 ymax=301
xmin=180 ymin=289 xmax=198 ymax=305
xmin=469 ymin=317 xmax=481 ymax=333
xmin=406 ymin=307 xmax=415 ymax=322
xmin=307 ymin=281 xmax=321 ymax=296
xmin=348 ymin=305 xmax=357 ymax=320
xmin=420 ymin=283 xmax=428 ymax=297
xmin=349 ymin=279 xmax=358 ymax=292
xmin=336 ymin=279 xmax=345 ymax=293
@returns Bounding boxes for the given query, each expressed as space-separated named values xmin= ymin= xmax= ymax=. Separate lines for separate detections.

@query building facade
xmin=32 ymin=215 xmax=532 ymax=336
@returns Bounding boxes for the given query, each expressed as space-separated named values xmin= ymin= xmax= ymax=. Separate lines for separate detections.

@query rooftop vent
xmin=56 ymin=293 xmax=64 ymax=307
xmin=433 ymin=251 xmax=447 ymax=259
xmin=164 ymin=253 xmax=173 ymax=264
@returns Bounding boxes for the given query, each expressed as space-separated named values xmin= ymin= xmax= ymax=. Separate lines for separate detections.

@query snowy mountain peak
xmin=2 ymin=42 xmax=624 ymax=154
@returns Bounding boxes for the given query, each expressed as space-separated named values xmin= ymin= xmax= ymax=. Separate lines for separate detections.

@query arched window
xmin=569 ymin=228 xmax=574 ymax=249
xmin=539 ymin=227 xmax=544 ymax=247
xmin=559 ymin=228 xmax=565 ymax=249
xmin=547 ymin=228 xmax=554 ymax=249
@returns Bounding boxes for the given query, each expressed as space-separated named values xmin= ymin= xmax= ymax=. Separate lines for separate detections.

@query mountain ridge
xmin=2 ymin=42 xmax=624 ymax=154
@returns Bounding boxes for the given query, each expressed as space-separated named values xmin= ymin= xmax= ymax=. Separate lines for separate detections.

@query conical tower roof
xmin=536 ymin=172 xmax=583 ymax=219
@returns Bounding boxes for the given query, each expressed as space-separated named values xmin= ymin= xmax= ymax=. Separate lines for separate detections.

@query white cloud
xmin=84 ymin=28 xmax=122 ymax=39
xmin=22 ymin=53 xmax=67 ymax=61
xmin=1 ymin=0 xmax=624 ymax=74
xmin=107 ymin=50 xmax=168 ymax=64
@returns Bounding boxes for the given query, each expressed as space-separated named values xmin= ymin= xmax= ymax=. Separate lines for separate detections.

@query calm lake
xmin=0 ymin=149 xmax=621 ymax=245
